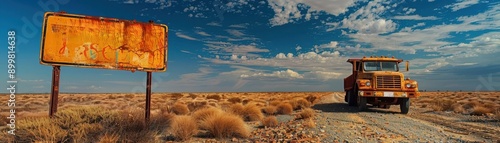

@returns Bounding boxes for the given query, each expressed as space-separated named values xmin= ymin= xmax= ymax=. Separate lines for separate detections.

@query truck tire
xmin=344 ymin=92 xmax=348 ymax=102
xmin=347 ymin=88 xmax=358 ymax=106
xmin=400 ymin=98 xmax=410 ymax=114
xmin=358 ymin=97 xmax=367 ymax=111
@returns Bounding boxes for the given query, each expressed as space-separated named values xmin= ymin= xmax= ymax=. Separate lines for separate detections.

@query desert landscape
xmin=0 ymin=91 xmax=499 ymax=142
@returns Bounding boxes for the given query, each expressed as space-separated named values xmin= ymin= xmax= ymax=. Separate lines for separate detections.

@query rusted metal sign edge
xmin=39 ymin=11 xmax=168 ymax=72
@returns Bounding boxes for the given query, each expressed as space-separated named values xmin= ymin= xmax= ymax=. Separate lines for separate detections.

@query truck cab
xmin=343 ymin=56 xmax=420 ymax=114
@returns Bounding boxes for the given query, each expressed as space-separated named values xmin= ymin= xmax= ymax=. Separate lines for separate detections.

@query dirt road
xmin=311 ymin=93 xmax=500 ymax=143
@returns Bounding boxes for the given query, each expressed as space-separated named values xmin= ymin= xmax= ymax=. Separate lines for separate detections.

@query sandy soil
xmin=0 ymin=92 xmax=499 ymax=142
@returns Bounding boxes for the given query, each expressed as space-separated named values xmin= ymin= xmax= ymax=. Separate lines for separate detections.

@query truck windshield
xmin=363 ymin=62 xmax=398 ymax=71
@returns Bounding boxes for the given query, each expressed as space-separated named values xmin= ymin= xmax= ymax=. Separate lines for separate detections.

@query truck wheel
xmin=358 ymin=97 xmax=367 ymax=111
xmin=347 ymin=90 xmax=357 ymax=106
xmin=344 ymin=92 xmax=348 ymax=102
xmin=400 ymin=98 xmax=410 ymax=114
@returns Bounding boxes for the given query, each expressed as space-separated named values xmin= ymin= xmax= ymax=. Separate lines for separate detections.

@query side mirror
xmin=405 ymin=61 xmax=409 ymax=71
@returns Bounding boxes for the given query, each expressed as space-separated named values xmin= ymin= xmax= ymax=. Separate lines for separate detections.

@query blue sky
xmin=1 ymin=0 xmax=499 ymax=93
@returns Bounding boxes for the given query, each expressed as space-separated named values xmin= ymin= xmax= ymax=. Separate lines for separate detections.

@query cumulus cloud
xmin=176 ymin=32 xmax=198 ymax=41
xmin=393 ymin=15 xmax=439 ymax=20
xmin=240 ymin=69 xmax=304 ymax=79
xmin=330 ymin=1 xmax=397 ymax=34
xmin=445 ymin=0 xmax=480 ymax=11
xmin=267 ymin=0 xmax=356 ymax=26
xmin=196 ymin=31 xmax=211 ymax=36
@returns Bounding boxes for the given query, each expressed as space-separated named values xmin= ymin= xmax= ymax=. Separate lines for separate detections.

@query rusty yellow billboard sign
xmin=40 ymin=12 xmax=168 ymax=72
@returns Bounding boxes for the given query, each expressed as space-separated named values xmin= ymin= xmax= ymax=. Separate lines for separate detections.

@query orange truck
xmin=343 ymin=56 xmax=420 ymax=114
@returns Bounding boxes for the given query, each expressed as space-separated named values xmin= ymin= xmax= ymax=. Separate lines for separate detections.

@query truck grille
xmin=376 ymin=75 xmax=401 ymax=89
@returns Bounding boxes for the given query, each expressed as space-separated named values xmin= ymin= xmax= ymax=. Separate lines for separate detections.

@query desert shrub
xmin=229 ymin=103 xmax=264 ymax=121
xmin=298 ymin=108 xmax=315 ymax=119
xmin=228 ymin=103 xmax=245 ymax=116
xmin=16 ymin=117 xmax=69 ymax=143
xmin=270 ymin=100 xmax=281 ymax=106
xmin=496 ymin=110 xmax=500 ymax=120
xmin=304 ymin=118 xmax=316 ymax=128
xmin=262 ymin=106 xmax=278 ymax=115
xmin=277 ymin=102 xmax=293 ymax=115
xmin=261 ymin=116 xmax=278 ymax=127
xmin=124 ymin=94 xmax=135 ymax=98
xmin=171 ymin=103 xmax=190 ymax=115
xmin=288 ymin=100 xmax=299 ymax=110
xmin=206 ymin=94 xmax=222 ymax=101
xmin=470 ymin=106 xmax=493 ymax=116
xmin=228 ymin=97 xmax=242 ymax=103
xmin=188 ymin=93 xmax=198 ymax=99
xmin=187 ymin=101 xmax=208 ymax=112
xmin=200 ymin=113 xmax=250 ymax=139
xmin=295 ymin=99 xmax=311 ymax=110
xmin=431 ymin=99 xmax=455 ymax=111
xmin=70 ymin=123 xmax=104 ymax=143
xmin=171 ymin=93 xmax=184 ymax=98
xmin=192 ymin=107 xmax=223 ymax=122
xmin=242 ymin=104 xmax=264 ymax=121
xmin=98 ymin=133 xmax=120 ymax=143
xmin=305 ymin=95 xmax=318 ymax=104
xmin=169 ymin=115 xmax=198 ymax=141
xmin=451 ymin=103 xmax=465 ymax=114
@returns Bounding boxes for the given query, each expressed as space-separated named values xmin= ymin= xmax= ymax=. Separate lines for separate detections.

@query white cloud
xmin=315 ymin=41 xmax=338 ymax=49
xmin=205 ymin=43 xmax=270 ymax=55
xmin=267 ymin=0 xmax=356 ymax=26
xmin=445 ymin=0 xmax=480 ymax=11
xmin=287 ymin=53 xmax=294 ymax=58
xmin=124 ymin=0 xmax=137 ymax=4
xmin=207 ymin=22 xmax=222 ymax=27
xmin=226 ymin=29 xmax=245 ymax=37
xmin=231 ymin=55 xmax=239 ymax=60
xmin=403 ymin=8 xmax=416 ymax=15
xmin=229 ymin=23 xmax=249 ymax=28
xmin=275 ymin=53 xmax=287 ymax=59
xmin=196 ymin=31 xmax=211 ymax=36
xmin=241 ymin=69 xmax=304 ymax=79
xmin=303 ymin=71 xmax=342 ymax=81
xmin=175 ymin=32 xmax=197 ymax=41
xmin=296 ymin=46 xmax=302 ymax=51
xmin=393 ymin=15 xmax=439 ymax=20
xmin=330 ymin=1 xmax=397 ymax=34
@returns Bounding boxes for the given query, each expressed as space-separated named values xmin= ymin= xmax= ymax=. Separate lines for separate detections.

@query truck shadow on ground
xmin=312 ymin=102 xmax=402 ymax=114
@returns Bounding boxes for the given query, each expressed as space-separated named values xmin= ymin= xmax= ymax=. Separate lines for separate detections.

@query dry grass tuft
xmin=277 ymin=102 xmax=293 ymax=115
xmin=206 ymin=94 xmax=222 ymax=101
xmin=98 ymin=133 xmax=120 ymax=143
xmin=188 ymin=93 xmax=198 ymax=99
xmin=261 ymin=116 xmax=279 ymax=127
xmin=298 ymin=108 xmax=315 ymax=119
xmin=431 ymin=99 xmax=456 ymax=111
xmin=304 ymin=118 xmax=316 ymax=128
xmin=200 ymin=113 xmax=250 ymax=139
xmin=305 ymin=95 xmax=319 ymax=104
xmin=228 ymin=97 xmax=242 ymax=103
xmin=187 ymin=101 xmax=208 ymax=112
xmin=169 ymin=115 xmax=198 ymax=141
xmin=229 ymin=103 xmax=264 ymax=121
xmin=171 ymin=103 xmax=190 ymax=115
xmin=228 ymin=103 xmax=245 ymax=116
xmin=295 ymin=99 xmax=311 ymax=110
xmin=262 ymin=106 xmax=278 ymax=115
xmin=270 ymin=100 xmax=281 ymax=106
xmin=495 ymin=110 xmax=500 ymax=120
xmin=171 ymin=93 xmax=184 ymax=99
xmin=192 ymin=107 xmax=223 ymax=122
xmin=124 ymin=94 xmax=135 ymax=99
xmin=243 ymin=103 xmax=264 ymax=121
xmin=470 ymin=106 xmax=493 ymax=116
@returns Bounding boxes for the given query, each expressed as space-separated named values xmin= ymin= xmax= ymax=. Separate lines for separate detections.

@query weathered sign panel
xmin=40 ymin=12 xmax=168 ymax=72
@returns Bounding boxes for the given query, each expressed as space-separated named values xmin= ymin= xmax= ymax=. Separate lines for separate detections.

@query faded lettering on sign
xmin=40 ymin=12 xmax=168 ymax=72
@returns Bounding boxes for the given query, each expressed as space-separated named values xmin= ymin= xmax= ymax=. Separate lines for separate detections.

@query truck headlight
xmin=366 ymin=81 xmax=371 ymax=86
xmin=406 ymin=83 xmax=411 ymax=88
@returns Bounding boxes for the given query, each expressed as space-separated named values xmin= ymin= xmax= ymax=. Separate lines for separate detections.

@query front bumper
xmin=358 ymin=90 xmax=420 ymax=98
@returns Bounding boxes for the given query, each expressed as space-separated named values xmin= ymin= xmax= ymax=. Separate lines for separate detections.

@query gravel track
xmin=312 ymin=93 xmax=499 ymax=143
